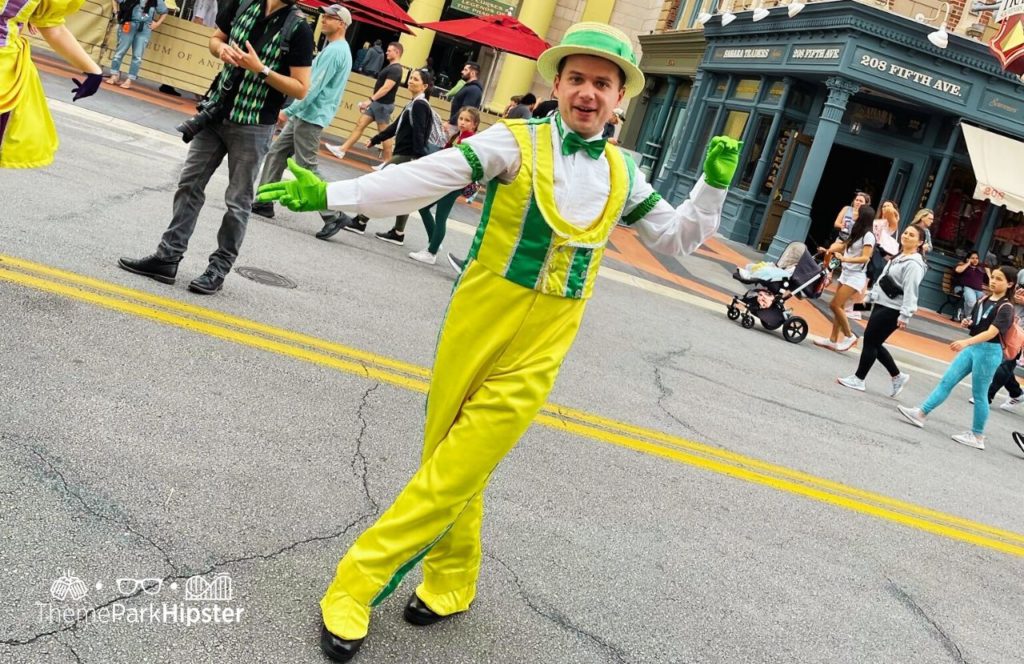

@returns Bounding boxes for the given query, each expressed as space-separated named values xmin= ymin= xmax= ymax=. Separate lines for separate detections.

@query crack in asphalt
xmin=25 ymin=444 xmax=179 ymax=574
xmin=62 ymin=639 xmax=83 ymax=664
xmin=485 ymin=552 xmax=629 ymax=663
xmin=48 ymin=181 xmax=178 ymax=225
xmin=2 ymin=386 xmax=386 ymax=649
xmin=886 ymin=578 xmax=968 ymax=663
xmin=647 ymin=345 xmax=703 ymax=439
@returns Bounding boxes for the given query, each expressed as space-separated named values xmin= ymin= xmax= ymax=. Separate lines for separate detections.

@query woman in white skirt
xmin=816 ymin=205 xmax=876 ymax=352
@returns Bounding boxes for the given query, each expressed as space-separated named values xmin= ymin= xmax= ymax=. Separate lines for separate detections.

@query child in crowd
xmin=898 ymin=265 xmax=1018 ymax=450
xmin=408 ymin=107 xmax=481 ymax=265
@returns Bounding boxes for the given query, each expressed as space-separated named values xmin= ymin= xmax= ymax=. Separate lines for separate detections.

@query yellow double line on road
xmin=3 ymin=253 xmax=1024 ymax=557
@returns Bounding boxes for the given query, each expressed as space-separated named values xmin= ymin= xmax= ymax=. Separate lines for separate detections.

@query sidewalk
xmin=36 ymin=52 xmax=963 ymax=370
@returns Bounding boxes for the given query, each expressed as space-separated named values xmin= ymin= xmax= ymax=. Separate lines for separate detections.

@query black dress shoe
xmin=117 ymin=254 xmax=179 ymax=284
xmin=316 ymin=213 xmax=354 ymax=240
xmin=319 ymin=623 xmax=364 ymax=662
xmin=251 ymin=202 xmax=275 ymax=219
xmin=403 ymin=592 xmax=460 ymax=626
xmin=188 ymin=270 xmax=224 ymax=294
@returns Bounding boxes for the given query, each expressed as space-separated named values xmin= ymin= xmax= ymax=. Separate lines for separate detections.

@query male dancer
xmin=258 ymin=22 xmax=741 ymax=662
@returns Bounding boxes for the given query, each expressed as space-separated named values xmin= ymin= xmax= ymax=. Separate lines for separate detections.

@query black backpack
xmin=117 ymin=0 xmax=156 ymax=24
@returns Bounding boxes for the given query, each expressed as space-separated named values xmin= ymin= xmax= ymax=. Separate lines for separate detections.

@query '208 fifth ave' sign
xmin=852 ymin=47 xmax=969 ymax=101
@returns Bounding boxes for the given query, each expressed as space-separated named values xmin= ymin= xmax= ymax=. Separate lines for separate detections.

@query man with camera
xmin=117 ymin=0 xmax=313 ymax=294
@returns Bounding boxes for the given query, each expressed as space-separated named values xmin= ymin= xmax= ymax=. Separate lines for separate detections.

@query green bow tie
xmin=561 ymin=132 xmax=606 ymax=159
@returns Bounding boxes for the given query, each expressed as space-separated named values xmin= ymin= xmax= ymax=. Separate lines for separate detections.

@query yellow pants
xmin=321 ymin=260 xmax=587 ymax=638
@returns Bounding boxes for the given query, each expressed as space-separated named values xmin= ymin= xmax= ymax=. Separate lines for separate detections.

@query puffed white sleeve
xmin=621 ymin=162 xmax=727 ymax=257
xmin=325 ymin=124 xmax=520 ymax=218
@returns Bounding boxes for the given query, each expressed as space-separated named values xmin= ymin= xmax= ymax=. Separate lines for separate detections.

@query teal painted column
xmin=766 ymin=76 xmax=860 ymax=261
xmin=926 ymin=124 xmax=963 ymax=211
xmin=640 ymin=76 xmax=680 ymax=177
xmin=658 ymin=69 xmax=708 ymax=195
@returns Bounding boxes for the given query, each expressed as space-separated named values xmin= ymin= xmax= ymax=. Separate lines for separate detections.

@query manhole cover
xmin=235 ymin=267 xmax=297 ymax=289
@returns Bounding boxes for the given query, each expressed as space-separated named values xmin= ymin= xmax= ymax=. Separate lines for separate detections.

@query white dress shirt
xmin=325 ymin=119 xmax=726 ymax=257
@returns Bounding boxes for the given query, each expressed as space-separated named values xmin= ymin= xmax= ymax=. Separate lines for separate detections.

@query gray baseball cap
xmin=323 ymin=5 xmax=352 ymax=24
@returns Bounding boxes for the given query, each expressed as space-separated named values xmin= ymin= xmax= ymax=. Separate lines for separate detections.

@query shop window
xmin=686 ymin=108 xmax=718 ymax=171
xmin=729 ymin=78 xmax=760 ymax=101
xmin=721 ymin=110 xmax=749 ymax=140
xmin=991 ymin=210 xmax=1024 ymax=267
xmin=787 ymin=84 xmax=814 ymax=114
xmin=931 ymin=163 xmax=988 ymax=257
xmin=763 ymin=80 xmax=786 ymax=105
xmin=843 ymin=100 xmax=927 ymax=141
xmin=710 ymin=76 xmax=728 ymax=98
xmin=657 ymin=106 xmax=689 ymax=182
xmin=737 ymin=115 xmax=773 ymax=191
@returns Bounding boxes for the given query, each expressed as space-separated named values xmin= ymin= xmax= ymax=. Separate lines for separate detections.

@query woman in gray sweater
xmin=837 ymin=223 xmax=928 ymax=395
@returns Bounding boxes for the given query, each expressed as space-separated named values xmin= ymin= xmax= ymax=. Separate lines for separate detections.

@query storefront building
xmin=636 ymin=0 xmax=1024 ymax=310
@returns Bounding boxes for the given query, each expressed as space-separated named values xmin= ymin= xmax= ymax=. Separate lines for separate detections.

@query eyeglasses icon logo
xmin=116 ymin=578 xmax=163 ymax=596
xmin=185 ymin=573 xmax=232 ymax=601
xmin=50 ymin=570 xmax=89 ymax=601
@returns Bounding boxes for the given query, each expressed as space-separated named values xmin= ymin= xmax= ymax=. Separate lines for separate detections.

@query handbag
xmin=876 ymin=259 xmax=903 ymax=298
xmin=997 ymin=302 xmax=1024 ymax=361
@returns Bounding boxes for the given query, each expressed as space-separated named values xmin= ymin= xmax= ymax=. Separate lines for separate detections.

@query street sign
xmin=990 ymin=0 xmax=1024 ymax=74
xmin=450 ymin=0 xmax=517 ymax=18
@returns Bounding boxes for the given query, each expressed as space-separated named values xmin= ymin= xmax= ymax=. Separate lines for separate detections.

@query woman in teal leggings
xmin=898 ymin=265 xmax=1017 ymax=450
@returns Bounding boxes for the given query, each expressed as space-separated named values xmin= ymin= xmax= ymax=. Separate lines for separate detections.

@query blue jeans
xmin=110 ymin=22 xmax=152 ymax=80
xmin=961 ymin=287 xmax=984 ymax=321
xmin=156 ymin=121 xmax=275 ymax=277
xmin=921 ymin=342 xmax=1004 ymax=434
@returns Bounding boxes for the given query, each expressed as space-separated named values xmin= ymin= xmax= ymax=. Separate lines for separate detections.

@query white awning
xmin=961 ymin=123 xmax=1024 ymax=214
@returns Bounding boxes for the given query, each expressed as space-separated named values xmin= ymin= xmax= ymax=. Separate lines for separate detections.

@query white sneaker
xmin=968 ymin=396 xmax=975 ymax=404
xmin=835 ymin=335 xmax=858 ymax=352
xmin=889 ymin=373 xmax=910 ymax=398
xmin=837 ymin=375 xmax=865 ymax=391
xmin=813 ymin=337 xmax=836 ymax=350
xmin=846 ymin=311 xmax=863 ymax=320
xmin=897 ymin=405 xmax=926 ymax=428
xmin=372 ymin=162 xmax=386 ymax=171
xmin=951 ymin=431 xmax=985 ymax=450
xmin=408 ymin=249 xmax=436 ymax=265
xmin=324 ymin=144 xmax=346 ymax=160
xmin=1000 ymin=397 xmax=1022 ymax=411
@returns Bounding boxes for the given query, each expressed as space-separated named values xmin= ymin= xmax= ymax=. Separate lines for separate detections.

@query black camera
xmin=175 ymin=98 xmax=225 ymax=143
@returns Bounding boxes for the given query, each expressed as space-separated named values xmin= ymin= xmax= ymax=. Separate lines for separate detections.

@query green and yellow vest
xmin=463 ymin=117 xmax=633 ymax=300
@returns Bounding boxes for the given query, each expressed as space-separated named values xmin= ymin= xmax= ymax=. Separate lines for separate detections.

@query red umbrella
xmin=343 ymin=0 xmax=419 ymax=28
xmin=298 ymin=0 xmax=416 ymax=35
xmin=418 ymin=13 xmax=549 ymax=60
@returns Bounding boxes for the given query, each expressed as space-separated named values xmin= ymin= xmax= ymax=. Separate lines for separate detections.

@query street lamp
xmin=721 ymin=0 xmax=737 ymax=26
xmin=787 ymin=1 xmax=806 ymax=17
xmin=697 ymin=0 xmax=715 ymax=25
xmin=915 ymin=2 xmax=951 ymax=48
xmin=752 ymin=1 xmax=770 ymax=21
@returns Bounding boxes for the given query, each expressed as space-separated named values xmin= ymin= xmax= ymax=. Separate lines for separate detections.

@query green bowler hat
xmin=537 ymin=22 xmax=646 ymax=98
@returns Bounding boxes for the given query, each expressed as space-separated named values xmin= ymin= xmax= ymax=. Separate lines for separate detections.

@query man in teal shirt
xmin=252 ymin=4 xmax=353 ymax=234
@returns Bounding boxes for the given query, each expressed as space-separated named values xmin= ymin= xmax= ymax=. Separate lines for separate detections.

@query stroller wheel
xmin=741 ymin=314 xmax=756 ymax=329
xmin=727 ymin=306 xmax=740 ymax=320
xmin=783 ymin=316 xmax=809 ymax=343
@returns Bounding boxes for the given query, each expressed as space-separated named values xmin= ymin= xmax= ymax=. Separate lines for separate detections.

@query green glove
xmin=702 ymin=136 xmax=743 ymax=189
xmin=256 ymin=158 xmax=328 ymax=212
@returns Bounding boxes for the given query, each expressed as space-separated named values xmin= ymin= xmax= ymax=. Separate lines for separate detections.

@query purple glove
xmin=71 ymin=73 xmax=103 ymax=102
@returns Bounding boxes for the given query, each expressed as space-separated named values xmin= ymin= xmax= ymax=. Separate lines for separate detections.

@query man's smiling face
xmin=553 ymin=54 xmax=626 ymax=138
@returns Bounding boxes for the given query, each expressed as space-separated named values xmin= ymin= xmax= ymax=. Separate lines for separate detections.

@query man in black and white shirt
xmin=118 ymin=0 xmax=313 ymax=294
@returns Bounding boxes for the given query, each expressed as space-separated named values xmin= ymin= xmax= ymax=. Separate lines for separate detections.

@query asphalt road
xmin=2 ymin=94 xmax=1023 ymax=664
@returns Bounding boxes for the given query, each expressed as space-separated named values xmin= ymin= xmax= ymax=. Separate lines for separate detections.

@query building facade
xmin=634 ymin=0 xmax=1024 ymax=310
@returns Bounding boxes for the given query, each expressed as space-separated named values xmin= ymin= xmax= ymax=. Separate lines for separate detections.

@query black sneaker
xmin=446 ymin=253 xmax=465 ymax=275
xmin=188 ymin=269 xmax=224 ymax=294
xmin=344 ymin=216 xmax=368 ymax=235
xmin=375 ymin=228 xmax=405 ymax=246
xmin=117 ymin=254 xmax=180 ymax=284
xmin=250 ymin=202 xmax=274 ymax=219
xmin=316 ymin=214 xmax=354 ymax=240
xmin=1013 ymin=431 xmax=1024 ymax=455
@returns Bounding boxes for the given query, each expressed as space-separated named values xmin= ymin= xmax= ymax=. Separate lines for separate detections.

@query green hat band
xmin=561 ymin=29 xmax=637 ymax=67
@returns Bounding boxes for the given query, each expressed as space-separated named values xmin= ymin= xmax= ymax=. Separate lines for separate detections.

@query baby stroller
xmin=725 ymin=242 xmax=827 ymax=344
